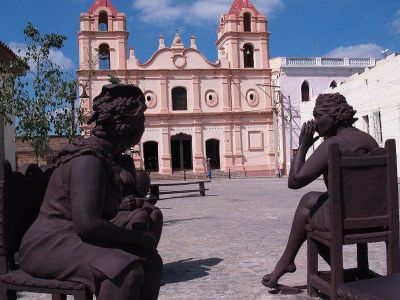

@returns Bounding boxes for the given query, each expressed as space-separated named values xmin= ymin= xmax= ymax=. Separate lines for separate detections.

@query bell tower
xmin=78 ymin=0 xmax=128 ymax=71
xmin=216 ymin=0 xmax=270 ymax=69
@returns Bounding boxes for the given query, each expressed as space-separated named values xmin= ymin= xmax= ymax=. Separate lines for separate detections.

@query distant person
xmin=207 ymin=157 xmax=212 ymax=179
xmin=262 ymin=93 xmax=379 ymax=288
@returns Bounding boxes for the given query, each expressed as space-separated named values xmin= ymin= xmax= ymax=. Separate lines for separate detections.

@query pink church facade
xmin=78 ymin=0 xmax=277 ymax=176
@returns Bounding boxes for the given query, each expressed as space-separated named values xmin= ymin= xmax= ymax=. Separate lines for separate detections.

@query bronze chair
xmin=307 ymin=139 xmax=400 ymax=300
xmin=0 ymin=162 xmax=92 ymax=300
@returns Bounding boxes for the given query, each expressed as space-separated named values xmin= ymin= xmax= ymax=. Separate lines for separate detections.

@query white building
xmin=270 ymin=57 xmax=376 ymax=172
xmin=301 ymin=53 xmax=400 ymax=171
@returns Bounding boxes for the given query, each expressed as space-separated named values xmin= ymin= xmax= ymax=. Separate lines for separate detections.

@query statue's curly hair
xmin=314 ymin=93 xmax=357 ymax=127
xmin=87 ymin=84 xmax=147 ymax=139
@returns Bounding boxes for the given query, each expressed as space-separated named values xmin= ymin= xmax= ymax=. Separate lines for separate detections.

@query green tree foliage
xmin=0 ymin=23 xmax=83 ymax=163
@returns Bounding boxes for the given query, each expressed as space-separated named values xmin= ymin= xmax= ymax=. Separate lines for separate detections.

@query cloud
xmin=8 ymin=42 xmax=75 ymax=71
xmin=325 ymin=43 xmax=384 ymax=58
xmin=391 ymin=9 xmax=400 ymax=35
xmin=132 ymin=0 xmax=284 ymax=24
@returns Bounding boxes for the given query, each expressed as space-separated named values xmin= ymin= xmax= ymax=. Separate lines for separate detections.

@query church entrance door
xmin=206 ymin=139 xmax=220 ymax=169
xmin=143 ymin=141 xmax=159 ymax=171
xmin=171 ymin=133 xmax=193 ymax=171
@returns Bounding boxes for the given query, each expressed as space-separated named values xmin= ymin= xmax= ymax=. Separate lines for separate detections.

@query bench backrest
xmin=329 ymin=139 xmax=399 ymax=232
xmin=0 ymin=162 xmax=52 ymax=273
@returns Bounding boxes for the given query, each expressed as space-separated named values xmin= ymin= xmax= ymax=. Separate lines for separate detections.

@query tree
xmin=0 ymin=23 xmax=83 ymax=163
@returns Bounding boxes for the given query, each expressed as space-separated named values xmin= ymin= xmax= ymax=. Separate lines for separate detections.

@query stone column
xmin=233 ymin=124 xmax=244 ymax=168
xmin=231 ymin=39 xmax=239 ymax=68
xmin=224 ymin=124 xmax=234 ymax=170
xmin=160 ymin=126 xmax=172 ymax=174
xmin=193 ymin=123 xmax=205 ymax=172
xmin=160 ymin=72 xmax=169 ymax=114
xmin=222 ymin=76 xmax=231 ymax=112
xmin=192 ymin=74 xmax=201 ymax=113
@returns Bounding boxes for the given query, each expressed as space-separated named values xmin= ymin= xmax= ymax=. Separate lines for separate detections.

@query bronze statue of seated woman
xmin=262 ymin=93 xmax=379 ymax=288
xmin=19 ymin=84 xmax=162 ymax=300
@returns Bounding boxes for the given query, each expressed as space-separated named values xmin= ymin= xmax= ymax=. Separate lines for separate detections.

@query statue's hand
xmin=134 ymin=231 xmax=157 ymax=248
xmin=299 ymin=120 xmax=319 ymax=150
xmin=120 ymin=195 xmax=137 ymax=211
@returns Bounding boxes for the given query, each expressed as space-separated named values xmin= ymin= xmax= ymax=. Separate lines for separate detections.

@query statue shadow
xmin=268 ymin=284 xmax=307 ymax=295
xmin=163 ymin=257 xmax=223 ymax=284
xmin=163 ymin=217 xmax=211 ymax=226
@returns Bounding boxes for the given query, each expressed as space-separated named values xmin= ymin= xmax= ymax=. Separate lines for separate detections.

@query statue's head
xmin=313 ymin=93 xmax=357 ymax=137
xmin=87 ymin=84 xmax=147 ymax=148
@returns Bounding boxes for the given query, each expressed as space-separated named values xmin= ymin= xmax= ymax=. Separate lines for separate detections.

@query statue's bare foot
xmin=261 ymin=262 xmax=296 ymax=288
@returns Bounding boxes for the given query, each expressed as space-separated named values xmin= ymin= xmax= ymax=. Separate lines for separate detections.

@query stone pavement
xmin=21 ymin=177 xmax=388 ymax=299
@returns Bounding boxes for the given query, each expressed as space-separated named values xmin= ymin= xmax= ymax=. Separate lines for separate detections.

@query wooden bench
xmin=149 ymin=180 xmax=209 ymax=200
xmin=338 ymin=272 xmax=400 ymax=300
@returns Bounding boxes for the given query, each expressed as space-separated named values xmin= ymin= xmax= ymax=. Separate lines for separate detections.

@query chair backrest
xmin=0 ymin=162 xmax=52 ymax=273
xmin=329 ymin=139 xmax=398 ymax=232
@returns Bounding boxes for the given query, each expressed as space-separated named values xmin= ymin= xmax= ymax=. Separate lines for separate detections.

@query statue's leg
xmin=139 ymin=253 xmax=163 ymax=300
xmin=262 ymin=191 xmax=324 ymax=288
xmin=149 ymin=207 xmax=163 ymax=247
xmin=97 ymin=262 xmax=144 ymax=300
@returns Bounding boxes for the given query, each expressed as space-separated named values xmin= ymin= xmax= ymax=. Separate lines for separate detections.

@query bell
xmin=80 ymin=88 xmax=89 ymax=99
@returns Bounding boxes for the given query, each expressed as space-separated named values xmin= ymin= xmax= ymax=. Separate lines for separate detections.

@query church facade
xmin=78 ymin=0 xmax=278 ymax=175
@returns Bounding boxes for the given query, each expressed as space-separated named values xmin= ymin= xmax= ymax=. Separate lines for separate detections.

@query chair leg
xmin=386 ymin=239 xmax=400 ymax=275
xmin=330 ymin=243 xmax=343 ymax=300
xmin=307 ymin=236 xmax=318 ymax=297
xmin=0 ymin=287 xmax=17 ymax=300
xmin=74 ymin=289 xmax=93 ymax=300
xmin=357 ymin=243 xmax=369 ymax=275
xmin=52 ymin=295 xmax=67 ymax=300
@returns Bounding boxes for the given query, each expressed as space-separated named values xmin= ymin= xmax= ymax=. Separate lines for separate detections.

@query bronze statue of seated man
xmin=19 ymin=84 xmax=162 ymax=300
xmin=262 ymin=93 xmax=379 ymax=288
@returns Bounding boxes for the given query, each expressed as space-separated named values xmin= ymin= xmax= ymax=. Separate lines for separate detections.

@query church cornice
xmin=78 ymin=31 xmax=129 ymax=38
xmin=281 ymin=67 xmax=368 ymax=77
xmin=216 ymin=31 xmax=269 ymax=45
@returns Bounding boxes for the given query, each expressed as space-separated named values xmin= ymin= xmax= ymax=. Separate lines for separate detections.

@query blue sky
xmin=1 ymin=0 xmax=399 ymax=72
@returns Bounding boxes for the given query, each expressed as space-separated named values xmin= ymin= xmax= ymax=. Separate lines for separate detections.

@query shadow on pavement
xmin=268 ymin=284 xmax=307 ymax=295
xmin=163 ymin=217 xmax=211 ymax=226
xmin=158 ymin=194 xmax=219 ymax=201
xmin=163 ymin=257 xmax=223 ymax=284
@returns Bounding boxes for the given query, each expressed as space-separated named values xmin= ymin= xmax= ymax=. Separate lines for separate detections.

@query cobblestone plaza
xmin=21 ymin=178 xmax=388 ymax=299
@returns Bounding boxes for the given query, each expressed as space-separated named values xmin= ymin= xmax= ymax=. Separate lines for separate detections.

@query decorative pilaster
xmin=233 ymin=124 xmax=244 ymax=168
xmin=160 ymin=72 xmax=169 ymax=114
xmin=222 ymin=76 xmax=231 ymax=112
xmin=192 ymin=74 xmax=201 ymax=113
xmin=193 ymin=124 xmax=205 ymax=172
xmin=224 ymin=124 xmax=234 ymax=169
xmin=231 ymin=76 xmax=242 ymax=111
xmin=160 ymin=126 xmax=172 ymax=174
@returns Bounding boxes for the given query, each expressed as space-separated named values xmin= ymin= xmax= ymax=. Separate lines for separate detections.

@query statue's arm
xmin=70 ymin=155 xmax=156 ymax=248
xmin=288 ymin=121 xmax=328 ymax=189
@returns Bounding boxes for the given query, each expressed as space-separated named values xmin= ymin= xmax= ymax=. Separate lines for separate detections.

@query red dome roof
xmin=228 ymin=0 xmax=260 ymax=16
xmin=88 ymin=0 xmax=118 ymax=16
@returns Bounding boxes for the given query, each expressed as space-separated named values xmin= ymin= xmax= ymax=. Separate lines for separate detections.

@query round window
xmin=144 ymin=91 xmax=157 ymax=108
xmin=205 ymin=90 xmax=218 ymax=107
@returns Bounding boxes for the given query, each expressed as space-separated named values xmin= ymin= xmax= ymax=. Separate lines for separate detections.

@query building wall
xmin=270 ymin=57 xmax=376 ymax=171
xmin=301 ymin=53 xmax=400 ymax=171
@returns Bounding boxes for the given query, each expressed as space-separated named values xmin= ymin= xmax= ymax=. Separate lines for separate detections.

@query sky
xmin=0 ymin=0 xmax=399 ymax=73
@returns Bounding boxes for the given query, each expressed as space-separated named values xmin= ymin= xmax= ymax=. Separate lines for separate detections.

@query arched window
xmin=172 ymin=87 xmax=187 ymax=111
xmin=243 ymin=12 xmax=252 ymax=32
xmin=243 ymin=43 xmax=254 ymax=68
xmin=301 ymin=81 xmax=310 ymax=102
xmin=99 ymin=11 xmax=108 ymax=31
xmin=99 ymin=43 xmax=110 ymax=70
xmin=330 ymin=80 xmax=337 ymax=89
